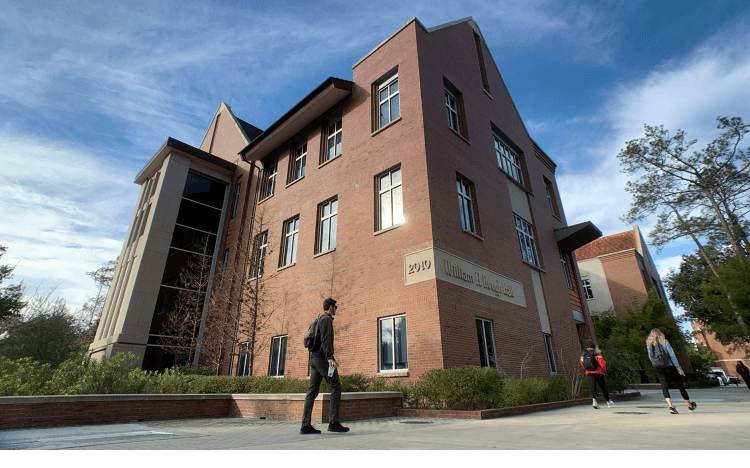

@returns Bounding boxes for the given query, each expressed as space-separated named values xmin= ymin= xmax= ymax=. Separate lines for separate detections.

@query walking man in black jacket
xmin=300 ymin=298 xmax=349 ymax=434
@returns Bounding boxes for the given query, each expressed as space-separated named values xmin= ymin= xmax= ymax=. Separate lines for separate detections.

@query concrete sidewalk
xmin=1 ymin=386 xmax=748 ymax=450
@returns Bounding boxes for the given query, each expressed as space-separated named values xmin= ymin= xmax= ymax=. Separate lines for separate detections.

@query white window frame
xmin=582 ymin=279 xmax=594 ymax=300
xmin=264 ymin=161 xmax=277 ymax=199
xmin=318 ymin=198 xmax=338 ymax=253
xmin=379 ymin=314 xmax=408 ymax=371
xmin=281 ymin=216 xmax=299 ymax=267
xmin=560 ymin=250 xmax=573 ymax=289
xmin=543 ymin=333 xmax=557 ymax=374
xmin=445 ymin=88 xmax=459 ymax=132
xmin=326 ymin=118 xmax=342 ymax=162
xmin=515 ymin=215 xmax=539 ymax=267
xmin=237 ymin=341 xmax=251 ymax=376
xmin=292 ymin=142 xmax=307 ymax=182
xmin=251 ymin=231 xmax=268 ymax=278
xmin=377 ymin=167 xmax=404 ymax=230
xmin=378 ymin=75 xmax=400 ymax=128
xmin=269 ymin=335 xmax=288 ymax=377
xmin=457 ymin=176 xmax=475 ymax=233
xmin=494 ymin=135 xmax=524 ymax=186
xmin=476 ymin=318 xmax=496 ymax=368
xmin=231 ymin=182 xmax=241 ymax=219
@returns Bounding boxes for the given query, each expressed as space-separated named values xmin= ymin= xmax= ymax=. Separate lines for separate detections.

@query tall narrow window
xmin=281 ymin=216 xmax=299 ymax=267
xmin=269 ymin=335 xmax=287 ymax=377
xmin=325 ymin=118 xmax=342 ymax=162
xmin=445 ymin=88 xmax=459 ymax=132
xmin=251 ymin=231 xmax=268 ymax=278
xmin=263 ymin=160 xmax=277 ymax=199
xmin=560 ymin=250 xmax=573 ymax=289
xmin=474 ymin=32 xmax=490 ymax=93
xmin=237 ymin=341 xmax=251 ymax=376
xmin=544 ymin=176 xmax=560 ymax=217
xmin=290 ymin=142 xmax=307 ymax=182
xmin=317 ymin=198 xmax=338 ymax=253
xmin=515 ymin=215 xmax=539 ymax=267
xmin=582 ymin=279 xmax=594 ymax=299
xmin=495 ymin=135 xmax=524 ymax=186
xmin=378 ymin=75 xmax=400 ymax=128
xmin=379 ymin=315 xmax=408 ymax=371
xmin=220 ymin=248 xmax=229 ymax=289
xmin=231 ymin=182 xmax=241 ymax=218
xmin=377 ymin=167 xmax=404 ymax=230
xmin=476 ymin=318 xmax=496 ymax=368
xmin=543 ymin=334 xmax=557 ymax=374
xmin=457 ymin=176 xmax=475 ymax=233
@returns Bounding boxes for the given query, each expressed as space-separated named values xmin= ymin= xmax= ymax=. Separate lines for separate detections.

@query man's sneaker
xmin=327 ymin=422 xmax=350 ymax=433
xmin=607 ymin=400 xmax=614 ymax=408
xmin=592 ymin=401 xmax=599 ymax=409
xmin=689 ymin=402 xmax=697 ymax=412
xmin=669 ymin=406 xmax=679 ymax=414
xmin=300 ymin=425 xmax=321 ymax=434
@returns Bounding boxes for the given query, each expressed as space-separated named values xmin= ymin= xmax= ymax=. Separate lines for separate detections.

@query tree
xmin=0 ymin=245 xmax=26 ymax=322
xmin=75 ymin=258 xmax=117 ymax=347
xmin=618 ymin=117 xmax=750 ymax=274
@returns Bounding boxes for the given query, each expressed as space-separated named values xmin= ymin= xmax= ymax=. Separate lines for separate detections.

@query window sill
xmin=483 ymin=89 xmax=493 ymax=100
xmin=551 ymin=213 xmax=563 ymax=223
xmin=462 ymin=229 xmax=484 ymax=241
xmin=285 ymin=176 xmax=304 ymax=189
xmin=374 ymin=224 xmax=403 ymax=236
xmin=371 ymin=117 xmax=402 ymax=137
xmin=502 ymin=170 xmax=532 ymax=195
xmin=586 ymin=298 xmax=594 ymax=301
xmin=377 ymin=370 xmax=409 ymax=378
xmin=277 ymin=262 xmax=296 ymax=272
xmin=258 ymin=194 xmax=273 ymax=205
xmin=318 ymin=154 xmax=341 ymax=169
xmin=313 ymin=248 xmax=336 ymax=259
xmin=522 ymin=260 xmax=545 ymax=273
xmin=449 ymin=127 xmax=470 ymax=145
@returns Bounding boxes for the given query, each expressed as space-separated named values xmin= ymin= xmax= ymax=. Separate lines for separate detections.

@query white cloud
xmin=0 ymin=130 xmax=138 ymax=310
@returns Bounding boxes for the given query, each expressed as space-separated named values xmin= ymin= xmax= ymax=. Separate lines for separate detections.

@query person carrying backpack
xmin=580 ymin=339 xmax=614 ymax=409
xmin=646 ymin=328 xmax=696 ymax=415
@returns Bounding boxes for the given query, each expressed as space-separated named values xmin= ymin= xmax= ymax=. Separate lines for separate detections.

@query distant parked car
xmin=706 ymin=367 xmax=741 ymax=386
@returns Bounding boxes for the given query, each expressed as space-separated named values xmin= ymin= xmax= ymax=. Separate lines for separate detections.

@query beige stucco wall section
xmin=529 ymin=270 xmax=551 ymax=334
xmin=507 ymin=180 xmax=531 ymax=222
xmin=577 ymin=257 xmax=614 ymax=314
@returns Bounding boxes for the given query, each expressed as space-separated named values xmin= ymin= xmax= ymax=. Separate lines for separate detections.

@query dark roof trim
xmin=239 ymin=77 xmax=353 ymax=161
xmin=135 ymin=137 xmax=236 ymax=184
xmin=555 ymin=221 xmax=603 ymax=252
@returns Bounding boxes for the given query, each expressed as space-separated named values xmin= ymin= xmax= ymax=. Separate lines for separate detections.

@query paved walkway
xmin=1 ymin=386 xmax=748 ymax=450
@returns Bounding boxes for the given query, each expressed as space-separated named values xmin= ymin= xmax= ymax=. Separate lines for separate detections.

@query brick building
xmin=692 ymin=324 xmax=749 ymax=379
xmin=90 ymin=17 xmax=602 ymax=381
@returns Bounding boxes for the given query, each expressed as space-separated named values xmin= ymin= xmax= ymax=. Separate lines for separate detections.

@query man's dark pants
xmin=302 ymin=354 xmax=342 ymax=426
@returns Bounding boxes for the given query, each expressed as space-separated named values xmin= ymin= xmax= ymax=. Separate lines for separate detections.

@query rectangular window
xmin=560 ymin=250 xmax=573 ymax=289
xmin=582 ymin=279 xmax=594 ymax=299
xmin=474 ymin=32 xmax=490 ymax=93
xmin=377 ymin=167 xmax=404 ymax=230
xmin=515 ymin=215 xmax=539 ymax=267
xmin=544 ymin=176 xmax=560 ymax=217
xmin=457 ymin=176 xmax=475 ymax=233
xmin=290 ymin=141 xmax=307 ymax=183
xmin=281 ymin=216 xmax=299 ymax=267
xmin=317 ymin=197 xmax=338 ymax=253
xmin=379 ymin=315 xmax=407 ymax=371
xmin=378 ymin=75 xmax=400 ymax=128
xmin=269 ymin=335 xmax=287 ymax=377
xmin=325 ymin=118 xmax=342 ymax=162
xmin=237 ymin=341 xmax=251 ymax=376
xmin=262 ymin=160 xmax=277 ymax=199
xmin=251 ymin=231 xmax=268 ymax=278
xmin=445 ymin=89 xmax=459 ymax=133
xmin=543 ymin=334 xmax=557 ymax=374
xmin=495 ymin=135 xmax=524 ymax=186
xmin=231 ymin=182 xmax=241 ymax=218
xmin=476 ymin=318 xmax=496 ymax=368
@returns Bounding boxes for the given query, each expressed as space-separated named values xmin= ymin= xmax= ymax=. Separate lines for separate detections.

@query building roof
xmin=135 ymin=137 xmax=237 ymax=184
xmin=236 ymin=117 xmax=263 ymax=142
xmin=554 ymin=221 xmax=602 ymax=252
xmin=574 ymin=229 xmax=636 ymax=261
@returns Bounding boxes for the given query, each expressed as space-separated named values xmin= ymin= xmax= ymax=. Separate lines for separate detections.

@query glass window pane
xmin=278 ymin=337 xmax=287 ymax=376
xmin=394 ymin=316 xmax=407 ymax=369
xmin=330 ymin=215 xmax=337 ymax=249
xmin=335 ymin=133 xmax=342 ymax=155
xmin=380 ymin=319 xmax=394 ymax=371
xmin=392 ymin=186 xmax=404 ymax=224
xmin=331 ymin=199 xmax=338 ymax=213
xmin=291 ymin=232 xmax=298 ymax=263
xmin=380 ymin=88 xmax=389 ymax=102
xmin=390 ymin=80 xmax=398 ymax=94
xmin=391 ymin=169 xmax=401 ymax=185
xmin=381 ymin=191 xmax=392 ymax=229
xmin=322 ymin=203 xmax=330 ymax=217
xmin=321 ymin=218 xmax=330 ymax=251
xmin=270 ymin=338 xmax=280 ymax=376
xmin=484 ymin=321 xmax=495 ymax=368
xmin=379 ymin=173 xmax=391 ymax=191
xmin=476 ymin=319 xmax=487 ymax=367
xmin=390 ymin=94 xmax=400 ymax=120
xmin=182 ymin=172 xmax=226 ymax=209
xmin=380 ymin=102 xmax=389 ymax=127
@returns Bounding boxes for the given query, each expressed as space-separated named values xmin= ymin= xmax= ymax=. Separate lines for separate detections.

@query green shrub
xmin=0 ymin=356 xmax=54 ymax=396
xmin=416 ymin=366 xmax=505 ymax=410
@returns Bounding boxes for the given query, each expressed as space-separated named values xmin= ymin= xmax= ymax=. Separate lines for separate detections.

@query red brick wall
xmin=599 ymin=250 xmax=649 ymax=313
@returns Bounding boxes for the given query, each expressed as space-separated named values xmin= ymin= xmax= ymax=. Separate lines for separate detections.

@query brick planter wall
xmin=0 ymin=392 xmax=404 ymax=430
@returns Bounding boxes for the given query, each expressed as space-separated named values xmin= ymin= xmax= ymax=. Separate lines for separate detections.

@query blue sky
xmin=1 ymin=0 xmax=749 ymax=324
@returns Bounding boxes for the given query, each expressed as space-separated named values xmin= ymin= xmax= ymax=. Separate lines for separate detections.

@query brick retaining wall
xmin=0 ymin=392 xmax=403 ymax=430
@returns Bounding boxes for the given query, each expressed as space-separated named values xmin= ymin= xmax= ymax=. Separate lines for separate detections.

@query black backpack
xmin=303 ymin=315 xmax=322 ymax=350
xmin=649 ymin=344 xmax=671 ymax=367
xmin=583 ymin=350 xmax=599 ymax=371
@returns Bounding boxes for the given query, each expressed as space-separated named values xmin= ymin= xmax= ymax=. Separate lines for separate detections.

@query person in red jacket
xmin=580 ymin=339 xmax=614 ymax=409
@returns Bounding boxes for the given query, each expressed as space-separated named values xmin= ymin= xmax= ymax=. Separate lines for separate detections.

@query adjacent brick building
xmin=90 ymin=17 xmax=602 ymax=381
xmin=692 ymin=323 xmax=750 ymax=379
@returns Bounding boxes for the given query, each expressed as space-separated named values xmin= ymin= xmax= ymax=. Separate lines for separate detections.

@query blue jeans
xmin=301 ymin=355 xmax=342 ymax=426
